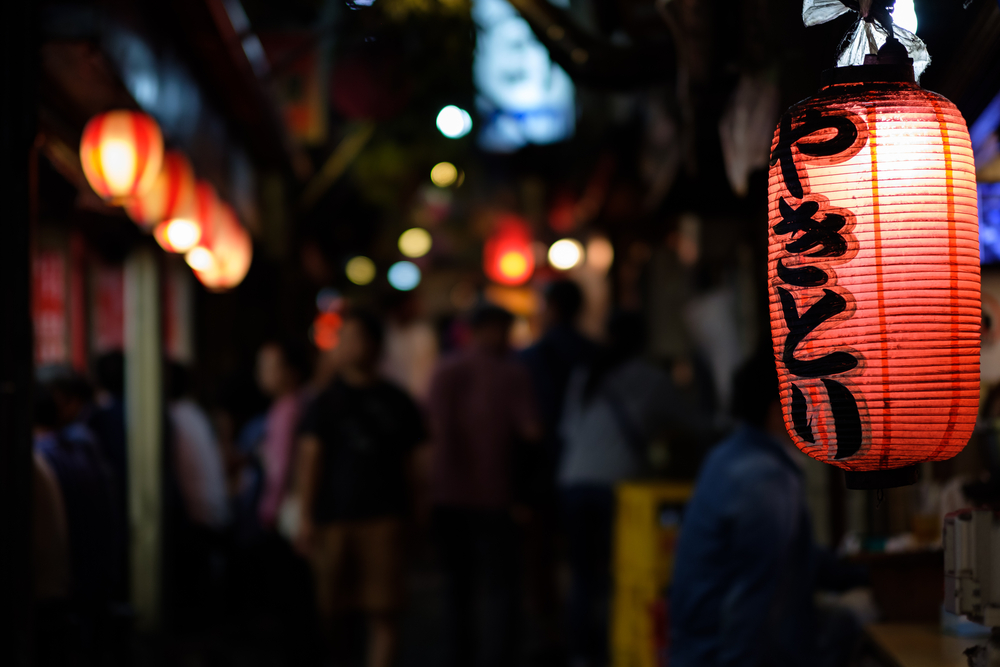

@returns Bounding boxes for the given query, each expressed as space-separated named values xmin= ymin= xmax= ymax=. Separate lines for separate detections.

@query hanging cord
xmin=836 ymin=0 xmax=896 ymax=52
xmin=876 ymin=488 xmax=885 ymax=507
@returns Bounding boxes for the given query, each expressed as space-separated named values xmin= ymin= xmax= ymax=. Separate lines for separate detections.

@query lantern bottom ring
xmin=844 ymin=466 xmax=918 ymax=490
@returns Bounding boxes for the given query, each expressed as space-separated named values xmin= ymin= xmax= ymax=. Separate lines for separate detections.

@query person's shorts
xmin=311 ymin=518 xmax=404 ymax=615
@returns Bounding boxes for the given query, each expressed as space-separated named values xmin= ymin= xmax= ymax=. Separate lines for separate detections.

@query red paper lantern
xmin=153 ymin=181 xmax=216 ymax=254
xmin=484 ymin=216 xmax=535 ymax=286
xmin=124 ymin=151 xmax=196 ymax=230
xmin=767 ymin=47 xmax=980 ymax=488
xmin=80 ymin=110 xmax=164 ymax=204
xmin=185 ymin=202 xmax=253 ymax=292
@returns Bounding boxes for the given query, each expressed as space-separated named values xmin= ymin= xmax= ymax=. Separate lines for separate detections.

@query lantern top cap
xmin=820 ymin=38 xmax=915 ymax=88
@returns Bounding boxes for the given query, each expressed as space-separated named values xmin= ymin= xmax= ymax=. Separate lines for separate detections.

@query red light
xmin=312 ymin=312 xmax=343 ymax=351
xmin=125 ymin=151 xmax=196 ymax=230
xmin=484 ymin=216 xmax=535 ymax=286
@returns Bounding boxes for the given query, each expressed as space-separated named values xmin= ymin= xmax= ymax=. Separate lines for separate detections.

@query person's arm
xmin=294 ymin=434 xmax=322 ymax=556
xmin=715 ymin=470 xmax=799 ymax=667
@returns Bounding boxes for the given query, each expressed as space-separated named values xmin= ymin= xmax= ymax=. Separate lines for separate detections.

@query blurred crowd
xmin=29 ymin=279 xmax=876 ymax=667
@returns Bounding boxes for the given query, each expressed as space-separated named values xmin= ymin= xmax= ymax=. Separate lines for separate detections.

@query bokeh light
xmin=484 ymin=216 xmax=535 ymax=286
xmin=398 ymin=228 xmax=433 ymax=258
xmin=312 ymin=312 xmax=343 ymax=351
xmin=155 ymin=218 xmax=202 ymax=253
xmin=436 ymin=105 xmax=473 ymax=139
xmin=430 ymin=162 xmax=459 ymax=188
xmin=346 ymin=255 xmax=376 ymax=285
xmin=499 ymin=251 xmax=529 ymax=281
xmin=388 ymin=261 xmax=421 ymax=291
xmin=185 ymin=246 xmax=215 ymax=271
xmin=548 ymin=238 xmax=584 ymax=270
xmin=586 ymin=236 xmax=614 ymax=273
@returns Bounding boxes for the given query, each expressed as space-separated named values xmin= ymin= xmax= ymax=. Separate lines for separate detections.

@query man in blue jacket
xmin=670 ymin=352 xmax=864 ymax=667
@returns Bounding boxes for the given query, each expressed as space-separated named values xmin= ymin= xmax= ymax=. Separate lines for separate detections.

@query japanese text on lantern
xmin=769 ymin=109 xmax=869 ymax=460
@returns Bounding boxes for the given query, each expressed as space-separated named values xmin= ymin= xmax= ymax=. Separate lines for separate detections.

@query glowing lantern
xmin=767 ymin=43 xmax=980 ymax=488
xmin=80 ymin=110 xmax=164 ymax=204
xmin=124 ymin=151 xmax=196 ymax=229
xmin=484 ymin=216 xmax=534 ymax=286
xmin=153 ymin=181 xmax=216 ymax=253
xmin=187 ymin=202 xmax=253 ymax=292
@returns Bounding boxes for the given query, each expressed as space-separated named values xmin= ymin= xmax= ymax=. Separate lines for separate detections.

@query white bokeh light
xmin=548 ymin=238 xmax=584 ymax=270
xmin=436 ymin=105 xmax=473 ymax=139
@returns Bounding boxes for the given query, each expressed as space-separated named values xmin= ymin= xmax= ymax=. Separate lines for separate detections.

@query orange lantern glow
xmin=484 ymin=216 xmax=535 ymax=286
xmin=124 ymin=151 xmax=196 ymax=230
xmin=80 ymin=110 xmax=164 ymax=204
xmin=312 ymin=312 xmax=344 ymax=351
xmin=153 ymin=181 xmax=216 ymax=254
xmin=186 ymin=202 xmax=253 ymax=292
xmin=767 ymin=44 xmax=980 ymax=489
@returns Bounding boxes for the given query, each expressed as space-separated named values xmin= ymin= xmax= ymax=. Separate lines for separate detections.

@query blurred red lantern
xmin=185 ymin=201 xmax=253 ymax=292
xmin=484 ymin=216 xmax=535 ymax=286
xmin=153 ymin=181 xmax=215 ymax=254
xmin=767 ymin=45 xmax=980 ymax=488
xmin=80 ymin=110 xmax=164 ymax=204
xmin=124 ymin=151 xmax=196 ymax=230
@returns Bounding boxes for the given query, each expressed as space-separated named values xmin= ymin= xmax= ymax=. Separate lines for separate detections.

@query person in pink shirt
xmin=256 ymin=340 xmax=311 ymax=530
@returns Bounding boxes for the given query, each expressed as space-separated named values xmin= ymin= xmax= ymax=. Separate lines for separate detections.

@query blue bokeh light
xmin=388 ymin=261 xmax=422 ymax=291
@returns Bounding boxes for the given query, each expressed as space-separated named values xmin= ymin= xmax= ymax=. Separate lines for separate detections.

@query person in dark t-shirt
xmin=296 ymin=309 xmax=425 ymax=667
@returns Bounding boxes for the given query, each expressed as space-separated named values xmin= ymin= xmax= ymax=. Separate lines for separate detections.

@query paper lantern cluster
xmin=80 ymin=110 xmax=253 ymax=291
xmin=767 ymin=55 xmax=980 ymax=487
xmin=484 ymin=216 xmax=535 ymax=286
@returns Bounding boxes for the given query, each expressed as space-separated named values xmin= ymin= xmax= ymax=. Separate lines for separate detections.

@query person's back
xmin=670 ymin=425 xmax=815 ymax=667
xmin=429 ymin=345 xmax=538 ymax=509
xmin=670 ymin=352 xmax=830 ymax=667
xmin=520 ymin=281 xmax=595 ymax=453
